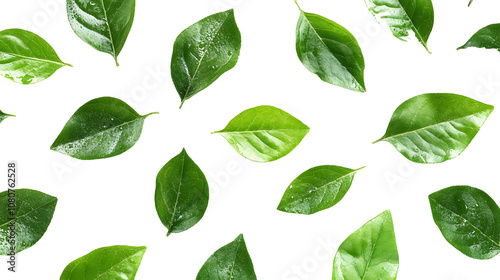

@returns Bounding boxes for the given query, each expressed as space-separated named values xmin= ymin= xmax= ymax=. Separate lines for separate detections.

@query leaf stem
xmin=179 ymin=100 xmax=185 ymax=109
xmin=144 ymin=112 xmax=160 ymax=117
xmin=356 ymin=166 xmax=367 ymax=172
xmin=293 ymin=0 xmax=303 ymax=12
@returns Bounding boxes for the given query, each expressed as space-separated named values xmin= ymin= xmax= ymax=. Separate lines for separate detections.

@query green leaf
xmin=0 ymin=28 xmax=70 ymax=84
xmin=66 ymin=0 xmax=135 ymax=66
xmin=429 ymin=186 xmax=500 ymax=259
xmin=278 ymin=165 xmax=364 ymax=215
xmin=171 ymin=9 xmax=241 ymax=108
xmin=155 ymin=149 xmax=209 ymax=236
xmin=0 ymin=110 xmax=14 ymax=123
xmin=364 ymin=0 xmax=434 ymax=53
xmin=213 ymin=105 xmax=310 ymax=162
xmin=0 ymin=189 xmax=57 ymax=255
xmin=333 ymin=210 xmax=399 ymax=280
xmin=196 ymin=234 xmax=257 ymax=280
xmin=60 ymin=245 xmax=146 ymax=279
xmin=458 ymin=24 xmax=500 ymax=52
xmin=50 ymin=96 xmax=157 ymax=160
xmin=295 ymin=7 xmax=366 ymax=92
xmin=374 ymin=93 xmax=493 ymax=164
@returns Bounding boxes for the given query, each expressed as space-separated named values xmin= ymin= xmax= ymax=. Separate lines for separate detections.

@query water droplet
xmin=90 ymin=1 xmax=96 ymax=6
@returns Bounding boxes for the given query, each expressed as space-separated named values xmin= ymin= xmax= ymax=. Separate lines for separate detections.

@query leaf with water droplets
xmin=364 ymin=0 xmax=434 ymax=52
xmin=0 ymin=110 xmax=14 ymax=124
xmin=429 ymin=185 xmax=500 ymax=259
xmin=0 ymin=28 xmax=70 ymax=84
xmin=0 ymin=189 xmax=57 ymax=255
xmin=60 ymin=245 xmax=146 ymax=279
xmin=50 ymin=96 xmax=157 ymax=160
xmin=213 ymin=105 xmax=309 ymax=162
xmin=66 ymin=0 xmax=135 ymax=65
xmin=278 ymin=165 xmax=364 ymax=215
xmin=171 ymin=9 xmax=241 ymax=108
xmin=295 ymin=6 xmax=366 ymax=92
xmin=374 ymin=93 xmax=493 ymax=164
xmin=155 ymin=149 xmax=209 ymax=236
xmin=458 ymin=24 xmax=500 ymax=52
xmin=196 ymin=234 xmax=257 ymax=280
xmin=333 ymin=210 xmax=399 ymax=280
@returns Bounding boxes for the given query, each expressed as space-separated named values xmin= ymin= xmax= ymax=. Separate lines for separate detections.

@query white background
xmin=1 ymin=0 xmax=500 ymax=279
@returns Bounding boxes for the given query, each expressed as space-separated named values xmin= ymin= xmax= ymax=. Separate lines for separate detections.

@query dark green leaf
xmin=429 ymin=186 xmax=500 ymax=259
xmin=50 ymin=96 xmax=157 ymax=160
xmin=213 ymin=105 xmax=310 ymax=162
xmin=0 ymin=29 xmax=70 ymax=84
xmin=60 ymin=245 xmax=146 ymax=279
xmin=333 ymin=210 xmax=399 ymax=280
xmin=0 ymin=110 xmax=14 ymax=123
xmin=196 ymin=234 xmax=257 ymax=280
xmin=295 ymin=6 xmax=365 ymax=92
xmin=364 ymin=0 xmax=434 ymax=52
xmin=458 ymin=24 xmax=500 ymax=52
xmin=374 ymin=93 xmax=493 ymax=164
xmin=155 ymin=149 xmax=209 ymax=236
xmin=0 ymin=189 xmax=57 ymax=254
xmin=171 ymin=9 xmax=241 ymax=108
xmin=67 ymin=0 xmax=135 ymax=66
xmin=278 ymin=165 xmax=364 ymax=215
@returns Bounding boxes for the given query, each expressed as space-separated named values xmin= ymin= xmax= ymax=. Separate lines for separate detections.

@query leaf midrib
xmin=0 ymin=51 xmax=70 ymax=67
xmin=93 ymin=249 xmax=143 ymax=279
xmin=0 ymin=198 xmax=57 ymax=228
xmin=360 ymin=214 xmax=389 ymax=280
xmin=215 ymin=128 xmax=309 ymax=134
xmin=99 ymin=0 xmax=118 ymax=64
xmin=182 ymin=12 xmax=231 ymax=102
xmin=228 ymin=238 xmax=242 ymax=279
xmin=167 ymin=151 xmax=186 ymax=234
xmin=431 ymin=197 xmax=500 ymax=248
xmin=377 ymin=109 xmax=491 ymax=143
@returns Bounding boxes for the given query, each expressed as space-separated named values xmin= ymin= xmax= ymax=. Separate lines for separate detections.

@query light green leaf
xmin=50 ymin=96 xmax=158 ymax=160
xmin=214 ymin=105 xmax=310 ymax=162
xmin=429 ymin=186 xmax=500 ymax=259
xmin=333 ymin=210 xmax=399 ymax=280
xmin=0 ymin=110 xmax=14 ymax=124
xmin=364 ymin=0 xmax=434 ymax=52
xmin=155 ymin=149 xmax=209 ymax=236
xmin=458 ymin=24 xmax=500 ymax=52
xmin=374 ymin=93 xmax=493 ymax=164
xmin=0 ymin=29 xmax=70 ymax=84
xmin=67 ymin=0 xmax=135 ymax=65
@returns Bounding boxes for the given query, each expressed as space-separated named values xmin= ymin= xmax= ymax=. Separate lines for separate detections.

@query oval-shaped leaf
xmin=196 ymin=234 xmax=257 ymax=280
xmin=60 ymin=245 xmax=146 ymax=280
xmin=364 ymin=0 xmax=434 ymax=52
xmin=458 ymin=24 xmax=500 ymax=52
xmin=213 ymin=105 xmax=309 ymax=162
xmin=171 ymin=9 xmax=241 ymax=108
xmin=278 ymin=165 xmax=364 ymax=215
xmin=0 ymin=189 xmax=57 ymax=255
xmin=374 ymin=93 xmax=494 ymax=164
xmin=333 ymin=210 xmax=399 ymax=280
xmin=155 ymin=149 xmax=209 ymax=236
xmin=295 ymin=7 xmax=365 ymax=92
xmin=0 ymin=29 xmax=70 ymax=84
xmin=67 ymin=0 xmax=135 ymax=66
xmin=429 ymin=186 xmax=500 ymax=259
xmin=50 ymin=96 xmax=157 ymax=160
xmin=0 ymin=110 xmax=14 ymax=124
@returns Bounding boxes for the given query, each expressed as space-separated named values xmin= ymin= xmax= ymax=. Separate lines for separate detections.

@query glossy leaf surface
xmin=196 ymin=234 xmax=257 ymax=280
xmin=214 ymin=105 xmax=310 ymax=162
xmin=171 ymin=9 xmax=241 ymax=108
xmin=429 ymin=186 xmax=500 ymax=259
xmin=333 ymin=210 xmax=399 ymax=280
xmin=364 ymin=0 xmax=434 ymax=52
xmin=278 ymin=165 xmax=363 ymax=215
xmin=0 ymin=110 xmax=14 ymax=124
xmin=0 ymin=29 xmax=70 ymax=84
xmin=458 ymin=24 xmax=500 ymax=52
xmin=67 ymin=0 xmax=135 ymax=65
xmin=374 ymin=93 xmax=493 ymax=164
xmin=0 ymin=189 xmax=57 ymax=254
xmin=155 ymin=149 xmax=209 ymax=236
xmin=296 ymin=10 xmax=365 ymax=92
xmin=60 ymin=245 xmax=146 ymax=279
xmin=51 ymin=97 xmax=157 ymax=160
